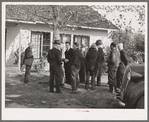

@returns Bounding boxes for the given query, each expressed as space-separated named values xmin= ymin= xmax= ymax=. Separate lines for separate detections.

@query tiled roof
xmin=6 ymin=5 xmax=118 ymax=30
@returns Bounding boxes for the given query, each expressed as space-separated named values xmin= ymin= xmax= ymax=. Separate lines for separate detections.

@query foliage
xmin=110 ymin=27 xmax=144 ymax=63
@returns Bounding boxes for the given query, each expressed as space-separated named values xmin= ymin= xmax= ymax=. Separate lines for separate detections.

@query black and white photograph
xmin=1 ymin=2 xmax=148 ymax=120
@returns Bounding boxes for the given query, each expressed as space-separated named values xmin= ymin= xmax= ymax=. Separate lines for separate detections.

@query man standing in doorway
xmin=24 ymin=42 xmax=34 ymax=83
xmin=107 ymin=42 xmax=121 ymax=92
xmin=70 ymin=42 xmax=82 ymax=93
xmin=47 ymin=40 xmax=62 ymax=93
xmin=64 ymin=41 xmax=74 ymax=85
xmin=95 ymin=40 xmax=105 ymax=86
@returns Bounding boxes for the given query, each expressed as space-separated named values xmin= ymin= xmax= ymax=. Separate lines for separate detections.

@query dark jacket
xmin=24 ymin=47 xmax=33 ymax=66
xmin=85 ymin=47 xmax=98 ymax=71
xmin=120 ymin=49 xmax=129 ymax=66
xmin=96 ymin=47 xmax=105 ymax=67
xmin=70 ymin=48 xmax=82 ymax=68
xmin=47 ymin=47 xmax=62 ymax=66
xmin=64 ymin=48 xmax=74 ymax=66
xmin=108 ymin=49 xmax=121 ymax=68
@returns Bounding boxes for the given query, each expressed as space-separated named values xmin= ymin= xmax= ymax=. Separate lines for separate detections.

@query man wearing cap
xmin=47 ymin=40 xmax=62 ymax=93
xmin=64 ymin=41 xmax=74 ymax=85
xmin=95 ymin=40 xmax=105 ymax=86
xmin=79 ymin=44 xmax=88 ymax=83
xmin=70 ymin=42 xmax=82 ymax=93
xmin=107 ymin=42 xmax=121 ymax=92
xmin=116 ymin=43 xmax=129 ymax=89
xmin=85 ymin=43 xmax=98 ymax=90
xmin=23 ymin=42 xmax=34 ymax=83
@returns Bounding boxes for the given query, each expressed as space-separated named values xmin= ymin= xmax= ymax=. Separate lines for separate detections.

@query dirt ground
xmin=5 ymin=67 xmax=124 ymax=108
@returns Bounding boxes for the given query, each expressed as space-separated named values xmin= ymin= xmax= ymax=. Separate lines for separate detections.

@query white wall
xmin=6 ymin=22 xmax=20 ymax=66
xmin=6 ymin=22 xmax=110 ymax=66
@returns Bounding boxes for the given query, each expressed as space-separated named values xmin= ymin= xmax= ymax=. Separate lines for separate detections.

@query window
xmin=60 ymin=34 xmax=71 ymax=44
xmin=73 ymin=35 xmax=90 ymax=49
xmin=31 ymin=31 xmax=51 ymax=59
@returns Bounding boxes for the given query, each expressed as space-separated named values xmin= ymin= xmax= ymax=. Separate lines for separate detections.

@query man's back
xmin=71 ymin=48 xmax=82 ymax=68
xmin=47 ymin=48 xmax=62 ymax=66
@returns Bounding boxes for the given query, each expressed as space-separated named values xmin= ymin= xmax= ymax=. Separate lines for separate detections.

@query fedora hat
xmin=96 ymin=40 xmax=103 ymax=45
xmin=53 ymin=40 xmax=61 ymax=45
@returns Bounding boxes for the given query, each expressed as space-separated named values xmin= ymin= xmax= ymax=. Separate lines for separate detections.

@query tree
xmin=91 ymin=5 xmax=145 ymax=32
xmin=6 ymin=5 xmax=102 ymax=40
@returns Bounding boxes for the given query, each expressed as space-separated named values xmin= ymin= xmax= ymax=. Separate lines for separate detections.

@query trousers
xmin=24 ymin=65 xmax=31 ymax=83
xmin=70 ymin=65 xmax=80 ymax=91
xmin=116 ymin=62 xmax=125 ymax=88
xmin=108 ymin=67 xmax=118 ymax=92
xmin=85 ymin=69 xmax=96 ymax=90
xmin=50 ymin=64 xmax=62 ymax=93
xmin=79 ymin=61 xmax=86 ymax=83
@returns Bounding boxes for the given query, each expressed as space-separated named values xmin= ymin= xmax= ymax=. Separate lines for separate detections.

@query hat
xmin=81 ymin=44 xmax=86 ymax=48
xmin=110 ymin=42 xmax=117 ymax=47
xmin=90 ymin=43 xmax=97 ymax=49
xmin=96 ymin=40 xmax=103 ymax=45
xmin=53 ymin=40 xmax=61 ymax=45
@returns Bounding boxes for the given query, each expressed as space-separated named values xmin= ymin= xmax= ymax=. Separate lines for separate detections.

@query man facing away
xmin=116 ymin=43 xmax=129 ymax=89
xmin=47 ymin=40 xmax=63 ymax=93
xmin=64 ymin=41 xmax=74 ymax=85
xmin=95 ymin=40 xmax=105 ymax=86
xmin=24 ymin=42 xmax=34 ymax=83
xmin=70 ymin=42 xmax=82 ymax=93
xmin=85 ymin=43 xmax=98 ymax=90
xmin=107 ymin=42 xmax=121 ymax=92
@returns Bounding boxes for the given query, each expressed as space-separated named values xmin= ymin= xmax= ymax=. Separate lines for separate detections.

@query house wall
xmin=6 ymin=22 xmax=111 ymax=67
xmin=6 ymin=22 xmax=20 ymax=66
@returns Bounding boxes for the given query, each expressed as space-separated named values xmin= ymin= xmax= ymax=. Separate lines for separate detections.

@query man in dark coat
xmin=24 ymin=43 xmax=34 ymax=83
xmin=64 ymin=42 xmax=74 ymax=85
xmin=47 ymin=40 xmax=62 ymax=93
xmin=85 ymin=43 xmax=98 ymax=90
xmin=107 ymin=42 xmax=121 ymax=92
xmin=95 ymin=40 xmax=105 ymax=86
xmin=79 ymin=45 xmax=88 ymax=83
xmin=70 ymin=42 xmax=82 ymax=93
xmin=116 ymin=43 xmax=129 ymax=89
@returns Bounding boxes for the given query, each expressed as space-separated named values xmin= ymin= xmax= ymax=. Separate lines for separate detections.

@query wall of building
xmin=6 ymin=22 xmax=20 ymax=66
xmin=6 ymin=22 xmax=110 ymax=67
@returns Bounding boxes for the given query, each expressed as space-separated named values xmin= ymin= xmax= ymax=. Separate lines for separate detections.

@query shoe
xmin=72 ymin=90 xmax=78 ymax=94
xmin=85 ymin=86 xmax=88 ymax=90
xmin=91 ymin=87 xmax=96 ymax=90
xmin=56 ymin=91 xmax=62 ymax=93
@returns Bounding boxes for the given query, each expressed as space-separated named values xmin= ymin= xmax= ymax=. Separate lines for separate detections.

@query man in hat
xmin=107 ymin=42 xmax=121 ymax=92
xmin=24 ymin=42 xmax=34 ymax=83
xmin=116 ymin=43 xmax=129 ymax=89
xmin=64 ymin=41 xmax=74 ymax=85
xmin=85 ymin=43 xmax=98 ymax=90
xmin=47 ymin=40 xmax=62 ymax=93
xmin=70 ymin=42 xmax=82 ymax=93
xmin=95 ymin=40 xmax=105 ymax=86
xmin=79 ymin=44 xmax=88 ymax=83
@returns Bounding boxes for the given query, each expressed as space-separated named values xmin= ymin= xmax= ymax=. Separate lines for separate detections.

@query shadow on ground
xmin=5 ymin=67 xmax=124 ymax=108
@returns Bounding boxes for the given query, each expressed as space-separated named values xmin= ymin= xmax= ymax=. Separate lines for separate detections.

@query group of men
xmin=23 ymin=39 xmax=128 ymax=94
xmin=46 ymin=39 xmax=105 ymax=93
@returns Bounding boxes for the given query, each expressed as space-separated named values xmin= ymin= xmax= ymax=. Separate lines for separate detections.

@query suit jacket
xmin=120 ymin=49 xmax=129 ymax=66
xmin=108 ymin=49 xmax=121 ymax=68
xmin=47 ymin=47 xmax=62 ymax=66
xmin=64 ymin=48 xmax=74 ymax=66
xmin=85 ymin=47 xmax=98 ymax=71
xmin=24 ymin=47 xmax=33 ymax=66
xmin=70 ymin=48 xmax=82 ymax=68
xmin=96 ymin=47 xmax=105 ymax=67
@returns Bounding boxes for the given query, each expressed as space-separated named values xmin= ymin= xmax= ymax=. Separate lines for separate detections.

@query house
xmin=5 ymin=5 xmax=118 ymax=70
